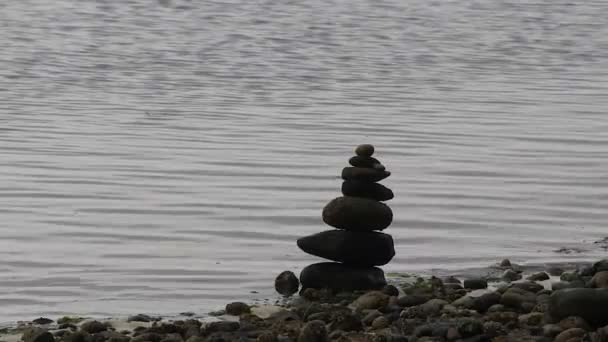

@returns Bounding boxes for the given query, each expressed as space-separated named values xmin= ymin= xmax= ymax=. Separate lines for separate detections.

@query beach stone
xmin=500 ymin=288 xmax=536 ymax=310
xmin=382 ymin=285 xmax=399 ymax=297
xmin=420 ymin=299 xmax=448 ymax=317
xmin=348 ymin=156 xmax=384 ymax=170
xmin=322 ymin=196 xmax=393 ymax=232
xmin=362 ymin=310 xmax=383 ymax=326
xmin=80 ymin=321 xmax=108 ymax=334
xmin=511 ymin=281 xmax=544 ymax=293
xmin=527 ymin=272 xmax=550 ymax=281
xmin=397 ymin=294 xmax=431 ymax=307
xmin=22 ymin=328 xmax=55 ymax=342
xmin=452 ymin=296 xmax=475 ymax=309
xmin=463 ymin=278 xmax=488 ymax=290
xmin=458 ymin=319 xmax=484 ymax=338
xmin=483 ymin=321 xmax=506 ymax=338
xmin=518 ymin=312 xmax=544 ymax=326
xmin=543 ymin=324 xmax=563 ymax=338
xmin=297 ymin=230 xmax=395 ymax=266
xmin=554 ymin=328 xmax=587 ymax=342
xmin=443 ymin=276 xmax=461 ymax=284
xmin=371 ymin=316 xmax=390 ymax=330
xmin=62 ymin=332 xmax=87 ymax=342
xmin=32 ymin=318 xmax=53 ymax=325
xmin=298 ymin=320 xmax=328 ymax=342
xmin=559 ymin=316 xmax=591 ymax=331
xmin=552 ymin=280 xmax=585 ymax=291
xmin=590 ymin=271 xmax=608 ymax=288
xmin=561 ymin=272 xmax=582 ymax=282
xmin=300 ymin=262 xmax=386 ymax=291
xmin=594 ymin=259 xmax=608 ymax=273
xmin=351 ymin=291 xmax=390 ymax=311
xmin=99 ymin=331 xmax=131 ymax=342
xmin=487 ymin=304 xmax=506 ymax=313
xmin=127 ymin=314 xmax=156 ymax=322
xmin=328 ymin=312 xmax=363 ymax=332
xmin=500 ymin=259 xmax=512 ymax=268
xmin=355 ymin=144 xmax=374 ymax=157
xmin=472 ymin=292 xmax=502 ymax=313
xmin=341 ymin=167 xmax=391 ymax=183
xmin=256 ymin=332 xmax=278 ymax=342
xmin=274 ymin=270 xmax=299 ymax=296
xmin=549 ymin=288 xmax=608 ymax=327
xmin=204 ymin=321 xmax=240 ymax=333
xmin=341 ymin=181 xmax=394 ymax=201
xmin=548 ymin=267 xmax=565 ymax=276
xmin=502 ymin=269 xmax=522 ymax=282
xmin=225 ymin=302 xmax=250 ymax=315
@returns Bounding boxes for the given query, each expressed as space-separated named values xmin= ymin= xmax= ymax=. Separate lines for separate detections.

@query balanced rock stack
xmin=297 ymin=144 xmax=395 ymax=292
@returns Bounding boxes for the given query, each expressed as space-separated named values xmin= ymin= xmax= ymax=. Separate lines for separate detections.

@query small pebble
xmin=225 ymin=301 xmax=251 ymax=316
xmin=355 ymin=144 xmax=374 ymax=157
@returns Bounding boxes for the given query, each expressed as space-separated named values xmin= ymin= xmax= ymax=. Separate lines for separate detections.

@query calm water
xmin=1 ymin=0 xmax=608 ymax=323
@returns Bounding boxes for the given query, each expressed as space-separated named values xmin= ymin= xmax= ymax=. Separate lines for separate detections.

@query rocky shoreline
xmin=3 ymin=146 xmax=607 ymax=341
xmin=3 ymin=258 xmax=608 ymax=342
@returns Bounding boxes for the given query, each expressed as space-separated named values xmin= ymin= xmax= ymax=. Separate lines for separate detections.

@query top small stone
xmin=355 ymin=144 xmax=375 ymax=157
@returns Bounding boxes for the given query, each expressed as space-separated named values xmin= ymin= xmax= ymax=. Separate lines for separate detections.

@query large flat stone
xmin=300 ymin=262 xmax=387 ymax=291
xmin=342 ymin=180 xmax=394 ymax=201
xmin=322 ymin=196 xmax=393 ymax=231
xmin=297 ymin=230 xmax=395 ymax=266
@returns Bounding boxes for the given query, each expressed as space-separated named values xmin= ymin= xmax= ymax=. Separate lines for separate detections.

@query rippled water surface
xmin=2 ymin=0 xmax=608 ymax=322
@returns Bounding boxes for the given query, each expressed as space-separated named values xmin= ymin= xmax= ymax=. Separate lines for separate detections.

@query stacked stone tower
xmin=297 ymin=144 xmax=395 ymax=292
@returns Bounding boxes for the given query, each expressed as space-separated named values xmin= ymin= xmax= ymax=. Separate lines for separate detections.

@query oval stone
xmin=342 ymin=167 xmax=390 ymax=183
xmin=300 ymin=262 xmax=387 ymax=291
xmin=322 ymin=196 xmax=393 ymax=231
xmin=342 ymin=180 xmax=394 ymax=201
xmin=549 ymin=288 xmax=608 ymax=327
xmin=355 ymin=144 xmax=374 ymax=157
xmin=297 ymin=230 xmax=395 ymax=266
xmin=348 ymin=156 xmax=385 ymax=170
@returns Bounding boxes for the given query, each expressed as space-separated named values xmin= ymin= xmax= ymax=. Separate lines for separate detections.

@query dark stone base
xmin=300 ymin=262 xmax=387 ymax=291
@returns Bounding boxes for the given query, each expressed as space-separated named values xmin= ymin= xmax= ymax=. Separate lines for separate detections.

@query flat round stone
xmin=297 ymin=230 xmax=395 ymax=266
xmin=342 ymin=167 xmax=390 ymax=183
xmin=349 ymin=156 xmax=385 ymax=170
xmin=322 ymin=196 xmax=393 ymax=231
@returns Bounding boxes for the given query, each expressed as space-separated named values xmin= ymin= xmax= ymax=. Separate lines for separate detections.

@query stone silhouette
xmin=298 ymin=144 xmax=395 ymax=292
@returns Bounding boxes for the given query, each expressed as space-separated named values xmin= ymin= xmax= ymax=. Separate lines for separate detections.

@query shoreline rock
xmin=5 ymin=258 xmax=608 ymax=342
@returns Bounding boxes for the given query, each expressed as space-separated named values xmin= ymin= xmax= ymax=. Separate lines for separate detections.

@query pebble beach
xmin=3 ymin=258 xmax=608 ymax=342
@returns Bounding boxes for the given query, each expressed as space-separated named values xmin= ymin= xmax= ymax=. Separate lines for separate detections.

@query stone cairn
xmin=297 ymin=144 xmax=395 ymax=292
